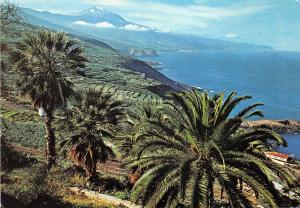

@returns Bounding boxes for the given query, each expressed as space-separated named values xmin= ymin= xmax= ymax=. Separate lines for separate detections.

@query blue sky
xmin=12 ymin=0 xmax=300 ymax=50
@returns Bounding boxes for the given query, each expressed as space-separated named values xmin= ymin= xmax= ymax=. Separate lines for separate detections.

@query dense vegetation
xmin=10 ymin=30 xmax=88 ymax=168
xmin=57 ymin=89 xmax=127 ymax=181
xmin=126 ymin=90 xmax=298 ymax=207
xmin=1 ymin=2 xmax=300 ymax=208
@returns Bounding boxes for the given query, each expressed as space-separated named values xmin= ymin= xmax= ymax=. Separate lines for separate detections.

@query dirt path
xmin=9 ymin=142 xmax=127 ymax=176
xmin=0 ymin=97 xmax=31 ymax=111
xmin=10 ymin=142 xmax=44 ymax=155
xmin=97 ymin=160 xmax=127 ymax=176
xmin=69 ymin=187 xmax=141 ymax=208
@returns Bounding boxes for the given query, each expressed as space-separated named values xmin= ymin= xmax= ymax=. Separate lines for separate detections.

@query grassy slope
xmin=0 ymin=22 xmax=171 ymax=151
xmin=1 ymin=23 xmax=174 ymax=104
xmin=0 ymin=22 xmax=165 ymax=143
xmin=0 ymin=25 xmax=140 ymax=207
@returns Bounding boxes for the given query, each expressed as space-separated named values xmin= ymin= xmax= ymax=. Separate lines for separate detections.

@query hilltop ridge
xmin=1 ymin=23 xmax=184 ymax=106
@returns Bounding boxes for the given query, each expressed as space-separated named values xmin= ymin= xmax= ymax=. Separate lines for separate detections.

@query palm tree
xmin=57 ymin=89 xmax=127 ymax=181
xmin=116 ymin=104 xmax=158 ymax=185
xmin=10 ymin=30 xmax=87 ymax=168
xmin=126 ymin=89 xmax=298 ymax=208
xmin=117 ymin=104 xmax=157 ymax=157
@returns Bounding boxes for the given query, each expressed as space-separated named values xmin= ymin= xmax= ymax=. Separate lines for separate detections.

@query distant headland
xmin=128 ymin=48 xmax=158 ymax=57
xmin=242 ymin=119 xmax=300 ymax=134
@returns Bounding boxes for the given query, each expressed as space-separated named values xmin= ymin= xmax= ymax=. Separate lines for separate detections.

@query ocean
xmin=141 ymin=50 xmax=300 ymax=158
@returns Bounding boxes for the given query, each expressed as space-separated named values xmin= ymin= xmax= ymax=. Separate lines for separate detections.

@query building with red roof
xmin=265 ymin=152 xmax=291 ymax=162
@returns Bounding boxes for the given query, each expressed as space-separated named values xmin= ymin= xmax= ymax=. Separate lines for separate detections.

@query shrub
xmin=0 ymin=136 xmax=38 ymax=171
xmin=113 ymin=190 xmax=130 ymax=200
xmin=1 ymin=119 xmax=45 ymax=148
xmin=2 ymin=163 xmax=48 ymax=205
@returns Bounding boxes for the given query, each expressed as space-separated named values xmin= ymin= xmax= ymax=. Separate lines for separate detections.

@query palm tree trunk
xmin=208 ymin=178 xmax=214 ymax=206
xmin=86 ymin=163 xmax=97 ymax=182
xmin=220 ymin=187 xmax=224 ymax=199
xmin=239 ymin=179 xmax=243 ymax=192
xmin=45 ymin=111 xmax=56 ymax=169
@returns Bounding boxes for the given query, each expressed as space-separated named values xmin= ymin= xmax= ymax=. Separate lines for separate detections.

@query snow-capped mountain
xmin=21 ymin=7 xmax=272 ymax=51
xmin=21 ymin=6 xmax=151 ymax=31
xmin=77 ymin=6 xmax=128 ymax=27
xmin=80 ymin=6 xmax=107 ymax=16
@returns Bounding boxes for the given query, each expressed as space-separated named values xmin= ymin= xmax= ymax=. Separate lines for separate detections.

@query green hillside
xmin=1 ymin=24 xmax=171 ymax=105
xmin=0 ymin=22 xmax=164 ymax=208
xmin=0 ymin=23 xmax=167 ymax=167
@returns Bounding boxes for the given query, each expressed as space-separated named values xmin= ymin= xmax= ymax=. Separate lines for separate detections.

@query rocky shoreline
xmin=241 ymin=119 xmax=300 ymax=134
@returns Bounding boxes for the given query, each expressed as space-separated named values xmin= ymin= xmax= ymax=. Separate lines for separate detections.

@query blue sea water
xmin=141 ymin=50 xmax=300 ymax=158
xmin=276 ymin=134 xmax=300 ymax=159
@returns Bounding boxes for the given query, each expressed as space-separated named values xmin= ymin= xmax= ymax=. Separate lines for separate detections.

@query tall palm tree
xmin=126 ymin=90 xmax=298 ymax=208
xmin=10 ymin=30 xmax=87 ymax=168
xmin=57 ymin=89 xmax=127 ymax=181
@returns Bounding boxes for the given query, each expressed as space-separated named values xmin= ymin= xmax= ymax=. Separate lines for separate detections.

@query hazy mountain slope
xmin=21 ymin=7 xmax=137 ymax=28
xmin=22 ymin=12 xmax=89 ymax=37
xmin=21 ymin=7 xmax=273 ymax=52
xmin=75 ymin=34 xmax=185 ymax=92
xmin=22 ymin=8 xmax=83 ymax=27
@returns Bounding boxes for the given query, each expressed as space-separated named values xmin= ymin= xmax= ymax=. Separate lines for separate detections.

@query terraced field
xmin=74 ymin=40 xmax=164 ymax=104
xmin=0 ymin=23 xmax=173 ymax=207
xmin=1 ymin=24 xmax=168 ymax=106
xmin=0 ymin=22 xmax=170 ymax=153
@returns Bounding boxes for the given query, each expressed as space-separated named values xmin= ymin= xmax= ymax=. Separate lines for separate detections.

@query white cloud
xmin=226 ymin=33 xmax=238 ymax=38
xmin=72 ymin=20 xmax=89 ymax=25
xmin=72 ymin=21 xmax=149 ymax=31
xmin=121 ymin=24 xmax=149 ymax=31
xmin=72 ymin=20 xmax=116 ymax=28
xmin=94 ymin=21 xmax=115 ymax=28
xmin=160 ymin=28 xmax=172 ymax=33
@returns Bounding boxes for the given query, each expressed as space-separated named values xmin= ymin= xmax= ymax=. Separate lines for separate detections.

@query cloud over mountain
xmin=226 ymin=33 xmax=238 ymax=38
xmin=121 ymin=24 xmax=149 ymax=31
xmin=72 ymin=20 xmax=116 ymax=28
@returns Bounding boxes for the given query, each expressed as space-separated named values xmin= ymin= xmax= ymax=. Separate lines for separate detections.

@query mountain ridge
xmin=20 ymin=7 xmax=273 ymax=52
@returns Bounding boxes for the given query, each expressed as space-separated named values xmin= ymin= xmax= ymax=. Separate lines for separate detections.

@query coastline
xmin=139 ymin=59 xmax=300 ymax=135
xmin=108 ymin=47 xmax=300 ymax=160
xmin=140 ymin=50 xmax=300 ymax=119
xmin=241 ymin=119 xmax=300 ymax=159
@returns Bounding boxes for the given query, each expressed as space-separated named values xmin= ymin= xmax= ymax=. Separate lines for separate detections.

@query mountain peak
xmin=95 ymin=6 xmax=105 ymax=10
xmin=77 ymin=6 xmax=128 ymax=27
xmin=80 ymin=6 xmax=108 ymax=16
xmin=92 ymin=6 xmax=105 ymax=12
